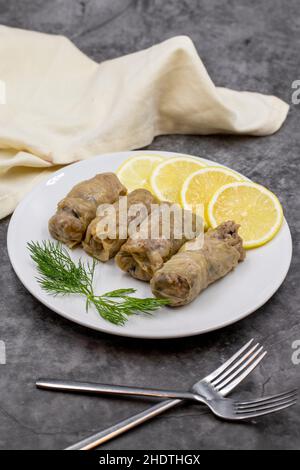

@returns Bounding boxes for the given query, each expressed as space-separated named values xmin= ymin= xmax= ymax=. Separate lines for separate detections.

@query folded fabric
xmin=0 ymin=26 xmax=289 ymax=219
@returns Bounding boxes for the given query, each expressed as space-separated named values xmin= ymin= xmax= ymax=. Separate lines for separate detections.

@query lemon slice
xmin=181 ymin=166 xmax=243 ymax=225
xmin=207 ymin=181 xmax=283 ymax=248
xmin=116 ymin=154 xmax=163 ymax=192
xmin=150 ymin=156 xmax=207 ymax=204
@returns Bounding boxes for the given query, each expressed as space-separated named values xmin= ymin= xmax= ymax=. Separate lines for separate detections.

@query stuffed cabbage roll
xmin=49 ymin=173 xmax=126 ymax=247
xmin=150 ymin=221 xmax=245 ymax=306
xmin=115 ymin=203 xmax=202 ymax=281
xmin=82 ymin=189 xmax=157 ymax=262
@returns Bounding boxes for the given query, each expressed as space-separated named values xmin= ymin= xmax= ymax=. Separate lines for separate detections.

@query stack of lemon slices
xmin=117 ymin=154 xmax=283 ymax=249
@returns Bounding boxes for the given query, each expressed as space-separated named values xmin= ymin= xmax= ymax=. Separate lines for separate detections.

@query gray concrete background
xmin=0 ymin=0 xmax=299 ymax=450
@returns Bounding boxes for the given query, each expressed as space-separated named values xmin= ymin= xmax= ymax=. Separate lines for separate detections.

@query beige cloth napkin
xmin=0 ymin=26 xmax=289 ymax=219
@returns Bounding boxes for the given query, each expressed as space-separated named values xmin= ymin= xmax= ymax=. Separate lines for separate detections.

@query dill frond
xmin=27 ymin=241 xmax=168 ymax=325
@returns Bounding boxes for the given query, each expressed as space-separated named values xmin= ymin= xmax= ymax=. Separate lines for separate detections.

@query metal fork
xmin=36 ymin=339 xmax=296 ymax=449
xmin=37 ymin=339 xmax=297 ymax=421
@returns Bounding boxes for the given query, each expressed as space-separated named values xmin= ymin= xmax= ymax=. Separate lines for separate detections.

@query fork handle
xmin=65 ymin=399 xmax=181 ymax=450
xmin=36 ymin=379 xmax=194 ymax=401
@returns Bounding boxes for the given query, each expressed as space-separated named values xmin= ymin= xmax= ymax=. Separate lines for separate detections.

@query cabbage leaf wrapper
xmin=150 ymin=221 xmax=245 ymax=306
xmin=83 ymin=189 xmax=157 ymax=262
xmin=49 ymin=173 xmax=126 ymax=247
xmin=116 ymin=203 xmax=202 ymax=281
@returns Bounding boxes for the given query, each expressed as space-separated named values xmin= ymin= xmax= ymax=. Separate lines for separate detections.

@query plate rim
xmin=7 ymin=150 xmax=293 ymax=339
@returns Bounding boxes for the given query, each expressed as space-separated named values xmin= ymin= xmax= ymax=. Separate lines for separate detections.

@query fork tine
xmin=218 ymin=351 xmax=267 ymax=397
xmin=235 ymin=396 xmax=297 ymax=413
xmin=236 ymin=390 xmax=298 ymax=410
xmin=211 ymin=343 xmax=262 ymax=387
xmin=234 ymin=400 xmax=297 ymax=420
xmin=204 ymin=339 xmax=254 ymax=382
xmin=214 ymin=346 xmax=264 ymax=390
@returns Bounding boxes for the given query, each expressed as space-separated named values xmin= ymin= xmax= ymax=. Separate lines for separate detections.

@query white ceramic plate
xmin=7 ymin=151 xmax=292 ymax=339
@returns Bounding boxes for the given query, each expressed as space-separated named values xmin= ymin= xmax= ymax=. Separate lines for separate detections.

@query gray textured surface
xmin=0 ymin=0 xmax=299 ymax=450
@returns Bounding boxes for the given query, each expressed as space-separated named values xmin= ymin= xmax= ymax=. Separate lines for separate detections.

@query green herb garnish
xmin=27 ymin=241 xmax=169 ymax=325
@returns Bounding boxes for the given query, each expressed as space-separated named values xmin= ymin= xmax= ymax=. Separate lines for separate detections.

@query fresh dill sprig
xmin=27 ymin=241 xmax=169 ymax=325
xmin=27 ymin=241 xmax=96 ymax=297
xmin=93 ymin=289 xmax=170 ymax=326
